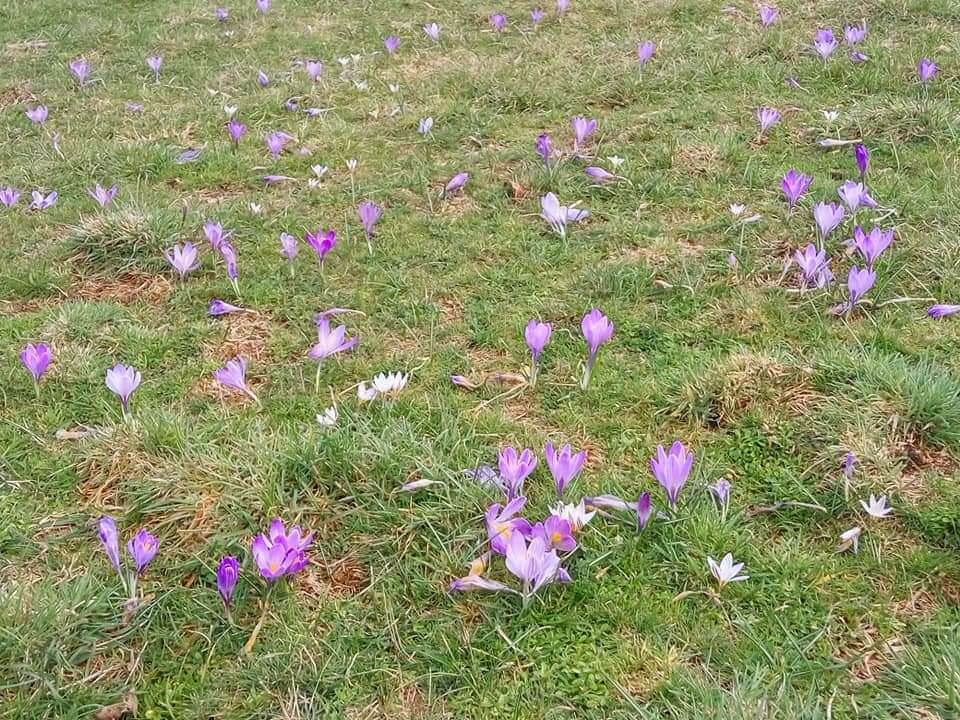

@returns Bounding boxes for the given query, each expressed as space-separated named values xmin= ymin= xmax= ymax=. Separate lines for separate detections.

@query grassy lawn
xmin=2 ymin=0 xmax=960 ymax=717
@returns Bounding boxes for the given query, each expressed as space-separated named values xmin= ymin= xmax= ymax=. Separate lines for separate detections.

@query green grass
xmin=2 ymin=0 xmax=960 ymax=717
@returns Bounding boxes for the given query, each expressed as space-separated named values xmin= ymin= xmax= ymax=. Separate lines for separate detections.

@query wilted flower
xmin=793 ymin=243 xmax=833 ymax=289
xmin=305 ymin=60 xmax=323 ymax=82
xmin=781 ymin=171 xmax=812 ymax=211
xmin=20 ymin=343 xmax=51 ymax=387
xmin=837 ymin=526 xmax=861 ymax=553
xmin=852 ymin=226 xmax=894 ymax=266
xmin=128 ymin=529 xmax=159 ymax=576
xmin=813 ymin=28 xmax=838 ymax=59
xmin=316 ymin=405 xmax=338 ymax=427
xmin=813 ymin=202 xmax=845 ymax=242
xmin=917 ymin=58 xmax=937 ymax=83
xmin=540 ymin=192 xmax=588 ymax=237
xmin=70 ymin=58 xmax=91 ymax=86
xmin=490 ymin=13 xmax=507 ymax=32
xmin=0 ymin=187 xmax=20 ymax=208
xmin=851 ymin=51 xmax=868 ymax=63
xmin=217 ymin=556 xmax=238 ymax=608
xmin=29 ymin=190 xmax=58 ymax=210
xmin=759 ymin=6 xmax=778 ymax=26
xmin=525 ymin=319 xmax=552 ymax=385
xmin=651 ymin=441 xmax=693 ymax=509
xmin=860 ymin=494 xmax=892 ymax=518
xmin=837 ymin=180 xmax=877 ymax=212
xmin=708 ymin=553 xmax=748 ymax=587
xmin=571 ymin=115 xmax=597 ymax=153
xmin=928 ymin=304 xmax=960 ymax=319
xmin=584 ymin=166 xmax=619 ymax=184
xmin=423 ymin=23 xmax=441 ymax=42
xmin=88 ymin=184 xmax=118 ymax=208
xmin=251 ymin=518 xmax=313 ymax=581
xmin=449 ymin=374 xmax=479 ymax=391
xmin=584 ymin=494 xmax=635 ymax=512
xmin=636 ymin=491 xmax=653 ymax=530
xmin=580 ymin=308 xmax=614 ymax=389
xmin=443 ymin=172 xmax=469 ymax=197
xmin=25 ymin=105 xmax=47 ymax=125
xmin=164 ymin=241 xmax=200 ymax=279
xmin=227 ymin=119 xmax=246 ymax=145
xmin=209 ymin=299 xmax=243 ymax=316
xmin=384 ymin=35 xmax=400 ymax=54
xmin=545 ymin=443 xmax=586 ymax=497
xmin=846 ymin=265 xmax=876 ymax=308
xmin=98 ymin=516 xmax=123 ymax=578
xmin=265 ymin=131 xmax=292 ymax=158
xmin=105 ymin=363 xmax=141 ymax=418
xmin=214 ymin=356 xmax=259 ymax=403
xmin=498 ymin=447 xmax=538 ymax=499
xmin=855 ymin=144 xmax=870 ymax=178
xmin=305 ymin=229 xmax=337 ymax=266
xmin=636 ymin=41 xmax=656 ymax=66
xmin=756 ymin=107 xmax=781 ymax=136
xmin=550 ymin=500 xmax=596 ymax=532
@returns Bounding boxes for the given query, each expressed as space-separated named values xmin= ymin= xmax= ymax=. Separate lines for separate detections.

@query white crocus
xmin=708 ymin=553 xmax=749 ymax=587
xmin=316 ymin=406 xmax=338 ymax=427
xmin=860 ymin=494 xmax=892 ymax=518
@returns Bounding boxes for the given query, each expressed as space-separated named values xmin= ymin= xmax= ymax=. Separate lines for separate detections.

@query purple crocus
xmin=88 ymin=184 xmax=118 ymax=208
xmin=309 ymin=315 xmax=357 ymax=389
xmin=636 ymin=41 xmax=656 ymax=66
xmin=443 ymin=172 xmax=469 ymax=198
xmin=357 ymin=201 xmax=381 ymax=252
xmin=781 ymin=170 xmax=813 ymax=212
xmin=29 ymin=190 xmax=58 ymax=210
xmin=128 ymin=529 xmax=159 ymax=576
xmin=556 ymin=0 xmax=569 ymax=15
xmin=709 ymin=479 xmax=732 ymax=518
xmin=530 ymin=7 xmax=544 ymax=26
xmin=651 ymin=441 xmax=693 ymax=510
xmin=25 ymin=105 xmax=48 ymax=125
xmin=70 ymin=59 xmax=91 ymax=86
xmin=384 ymin=36 xmax=400 ymax=54
xmin=571 ymin=115 xmax=597 ymax=153
xmin=504 ymin=531 xmax=563 ymax=603
xmin=636 ymin=491 xmax=653 ymax=530
xmin=256 ymin=0 xmax=270 ymax=12
xmin=279 ymin=232 xmax=298 ymax=273
xmin=209 ymin=299 xmax=243 ymax=316
xmin=793 ymin=243 xmax=833 ymax=289
xmin=0 ymin=187 xmax=20 ymax=208
xmin=532 ymin=516 xmax=576 ymax=552
xmin=917 ymin=58 xmax=937 ymax=83
xmin=490 ymin=13 xmax=507 ymax=32
xmin=216 ymin=556 xmax=238 ymax=608
xmin=847 ymin=265 xmax=876 ymax=307
xmin=227 ymin=119 xmax=246 ymax=146
xmin=580 ymin=308 xmax=614 ymax=389
xmin=498 ymin=447 xmax=538 ymax=499
xmin=204 ymin=221 xmax=231 ymax=250
xmin=837 ymin=180 xmax=877 ymax=213
xmin=540 ymin=192 xmax=588 ymax=237
xmin=305 ymin=60 xmax=323 ymax=82
xmin=146 ymin=55 xmax=163 ymax=79
xmin=813 ymin=202 xmax=845 ymax=243
xmin=214 ymin=356 xmax=258 ymax=402
xmin=20 ymin=343 xmax=51 ymax=389
xmin=545 ymin=442 xmax=586 ymax=497
xmin=852 ymin=226 xmax=894 ymax=266
xmin=305 ymin=229 xmax=337 ymax=266
xmin=525 ymin=319 xmax=552 ymax=385
xmin=813 ymin=28 xmax=838 ymax=60
xmin=851 ymin=51 xmax=868 ymax=63
xmin=105 ymin=364 xmax=141 ymax=418
xmin=216 ymin=7 xmax=229 ymax=21
xmin=584 ymin=166 xmax=619 ymax=184
xmin=164 ymin=241 xmax=200 ymax=279
xmin=485 ymin=496 xmax=533 ymax=555
xmin=759 ymin=6 xmax=778 ymax=26
xmin=251 ymin=518 xmax=313 ymax=581
xmin=535 ymin=133 xmax=553 ymax=167
xmin=928 ymin=304 xmax=960 ymax=319
xmin=855 ymin=144 xmax=869 ymax=179
xmin=843 ymin=25 xmax=866 ymax=44
xmin=98 ymin=516 xmax=123 ymax=578
xmin=265 ymin=131 xmax=291 ymax=158
xmin=423 ymin=23 xmax=441 ymax=42
xmin=756 ymin=107 xmax=781 ymax=136
xmin=218 ymin=240 xmax=239 ymax=293
xmin=257 ymin=69 xmax=270 ymax=87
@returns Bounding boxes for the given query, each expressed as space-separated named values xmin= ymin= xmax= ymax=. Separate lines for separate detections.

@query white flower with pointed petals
xmin=822 ymin=110 xmax=840 ymax=122
xmin=357 ymin=382 xmax=378 ymax=401
xmin=311 ymin=165 xmax=328 ymax=179
xmin=708 ymin=553 xmax=749 ymax=587
xmin=837 ymin=526 xmax=861 ymax=553
xmin=860 ymin=494 xmax=892 ymax=518
xmin=249 ymin=202 xmax=262 ymax=215
xmin=316 ymin=405 xmax=338 ymax=427
xmin=224 ymin=105 xmax=238 ymax=116
xmin=372 ymin=371 xmax=409 ymax=396
xmin=550 ymin=500 xmax=597 ymax=532
xmin=729 ymin=203 xmax=747 ymax=216
xmin=346 ymin=159 xmax=358 ymax=172
xmin=607 ymin=155 xmax=625 ymax=168
xmin=389 ymin=83 xmax=400 ymax=93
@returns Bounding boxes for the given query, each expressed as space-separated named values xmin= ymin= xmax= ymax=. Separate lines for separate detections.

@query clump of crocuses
xmin=98 ymin=516 xmax=159 ymax=614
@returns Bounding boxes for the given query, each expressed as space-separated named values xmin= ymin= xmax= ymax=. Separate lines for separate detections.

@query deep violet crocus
xmin=855 ymin=144 xmax=869 ymax=179
xmin=928 ymin=304 xmax=960 ymax=319
xmin=0 ymin=187 xmax=20 ymax=208
xmin=357 ymin=201 xmax=381 ymax=253
xmin=70 ymin=59 xmax=91 ymax=86
xmin=651 ymin=441 xmax=693 ymax=510
xmin=88 ymin=184 xmax=118 ymax=208
xmin=105 ymin=363 xmax=141 ymax=419
xmin=305 ymin=229 xmax=337 ymax=266
xmin=128 ymin=529 xmax=159 ymax=576
xmin=25 ymin=105 xmax=48 ymax=125
xmin=756 ymin=107 xmax=781 ymax=136
xmin=793 ymin=243 xmax=833 ymax=289
xmin=164 ymin=241 xmax=200 ymax=279
xmin=490 ymin=14 xmax=507 ymax=33
xmin=917 ymin=58 xmax=937 ymax=83
xmin=852 ymin=226 xmax=894 ymax=266
xmin=217 ymin=556 xmax=239 ymax=611
xmin=813 ymin=202 xmax=845 ymax=243
xmin=209 ymin=299 xmax=243 ymax=316
xmin=580 ymin=308 xmax=614 ymax=389
xmin=636 ymin=491 xmax=653 ymax=530
xmin=525 ymin=319 xmax=552 ymax=385
xmin=846 ymin=265 xmax=876 ymax=308
xmin=759 ymin=6 xmax=778 ymax=26
xmin=498 ymin=447 xmax=538 ymax=499
xmin=571 ymin=115 xmax=597 ymax=153
xmin=423 ymin=23 xmax=441 ymax=42
xmin=813 ymin=28 xmax=838 ymax=60
xmin=532 ymin=516 xmax=576 ymax=552
xmin=443 ymin=172 xmax=469 ymax=197
xmin=227 ymin=119 xmax=246 ymax=146
xmin=21 ymin=342 xmax=51 ymax=395
xmin=781 ymin=170 xmax=813 ymax=213
xmin=98 ymin=516 xmax=123 ymax=579
xmin=214 ymin=356 xmax=259 ymax=403
xmin=384 ymin=36 xmax=400 ymax=54
xmin=545 ymin=442 xmax=586 ymax=497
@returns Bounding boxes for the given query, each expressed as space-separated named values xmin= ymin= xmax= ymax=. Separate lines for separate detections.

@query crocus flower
xmin=793 ymin=243 xmax=833 ymax=289
xmin=844 ymin=451 xmax=855 ymax=482
xmin=218 ymin=240 xmax=239 ymax=291
xmin=209 ymin=299 xmax=243 ymax=316
xmin=781 ymin=170 xmax=813 ymax=211
xmin=70 ymin=59 xmax=90 ymax=86
xmin=498 ymin=447 xmax=538 ymax=499
xmin=0 ymin=187 xmax=20 ymax=208
xmin=164 ymin=241 xmax=200 ymax=279
xmin=317 ymin=405 xmax=338 ymax=427
xmin=449 ymin=374 xmax=478 ymax=391
xmin=837 ymin=526 xmax=861 ymax=553
xmin=485 ymin=496 xmax=533 ymax=555
xmin=759 ymin=6 xmax=778 ymax=26
xmin=490 ymin=14 xmax=507 ymax=32
xmin=851 ymin=51 xmax=868 ymax=63
xmin=545 ymin=442 xmax=586 ymax=496
xmin=20 ymin=343 xmax=51 ymax=388
xmin=128 ymin=529 xmax=159 ymax=575
xmin=504 ymin=532 xmax=563 ymax=601
xmin=257 ymin=69 xmax=269 ymax=87
xmin=540 ymin=192 xmax=588 ymax=237
xmin=837 ymin=180 xmax=877 ymax=212
xmin=708 ymin=553 xmax=748 ymax=587
xmin=556 ymin=0 xmax=569 ymax=15
xmin=88 ymin=184 xmax=118 ymax=209
xmin=217 ymin=556 xmax=238 ymax=608
xmin=636 ymin=41 xmax=656 ymax=65
xmin=571 ymin=115 xmax=597 ymax=153
xmin=203 ymin=221 xmax=231 ymax=250
xmin=584 ymin=166 xmax=619 ymax=183
xmin=585 ymin=494 xmax=635 ymax=512
xmin=216 ymin=7 xmax=228 ymax=21
xmin=532 ymin=516 xmax=576 ymax=552
xmin=214 ymin=356 xmax=258 ymax=402
xmin=860 ymin=494 xmax=892 ymax=518
xmin=305 ymin=60 xmax=323 ymax=82
xmin=25 ymin=105 xmax=48 ymax=125
xmin=29 ymin=190 xmax=58 ymax=210
xmin=855 ymin=144 xmax=869 ymax=179
xmin=362 ymin=371 xmax=408 ymax=399
xmin=146 ymin=55 xmax=163 ymax=78
xmin=813 ymin=202 xmax=845 ymax=242
xmin=384 ymin=36 xmax=400 ymax=54
xmin=843 ymin=25 xmax=866 ymax=44
xmin=357 ymin=201 xmax=381 ymax=252
xmin=449 ymin=573 xmax=515 ymax=594
xmin=756 ymin=107 xmax=781 ymax=136
xmin=813 ymin=28 xmax=838 ymax=59
xmin=636 ymin=491 xmax=653 ymax=530
xmin=309 ymin=315 xmax=357 ymax=362
xmin=105 ymin=364 xmax=141 ymax=418
xmin=525 ymin=319 xmax=551 ymax=385
xmin=852 ymin=226 xmax=894 ymax=266
xmin=917 ymin=58 xmax=937 ymax=83
xmin=846 ymin=265 xmax=876 ymax=307
xmin=551 ymin=500 xmax=596 ymax=532
xmin=227 ymin=119 xmax=246 ymax=145
xmin=650 ymin=441 xmax=693 ymax=509
xmin=928 ymin=304 xmax=960 ymax=318
xmin=418 ymin=117 xmax=434 ymax=135
xmin=535 ymin=133 xmax=553 ymax=167
xmin=251 ymin=518 xmax=313 ymax=581
xmin=530 ymin=8 xmax=544 ymax=26
xmin=423 ymin=23 xmax=441 ymax=42
xmin=709 ymin=479 xmax=731 ymax=506
xmin=305 ymin=229 xmax=337 ymax=266
xmin=443 ymin=172 xmax=468 ymax=198
xmin=256 ymin=0 xmax=270 ymax=12
xmin=265 ymin=131 xmax=291 ymax=158
xmin=279 ymin=232 xmax=298 ymax=273
xmin=580 ymin=308 xmax=614 ymax=389
xmin=98 ymin=516 xmax=123 ymax=578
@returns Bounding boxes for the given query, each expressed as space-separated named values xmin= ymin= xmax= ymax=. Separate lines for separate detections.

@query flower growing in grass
xmin=256 ymin=0 xmax=270 ymax=13
xmin=164 ymin=241 xmax=200 ymax=279
xmin=551 ymin=500 xmax=596 ymax=532
xmin=305 ymin=60 xmax=323 ymax=82
xmin=813 ymin=28 xmax=838 ymax=60
xmin=843 ymin=25 xmax=866 ymax=44
xmin=837 ymin=181 xmax=876 ymax=213
xmin=490 ymin=14 xmax=507 ymax=32
xmin=758 ymin=6 xmax=778 ymax=26
xmin=214 ymin=356 xmax=259 ymax=403
xmin=852 ymin=226 xmax=894 ymax=266
xmin=217 ymin=556 xmax=239 ymax=615
xmin=636 ymin=491 xmax=653 ymax=530
xmin=423 ymin=23 xmax=441 ymax=42
xmin=279 ymin=232 xmax=297 ymax=274
xmin=384 ymin=36 xmax=400 ymax=54
xmin=545 ymin=442 xmax=586 ymax=497
xmin=571 ymin=115 xmax=597 ymax=154
xmin=928 ymin=304 xmax=960 ymax=319
xmin=418 ymin=117 xmax=434 ymax=135
xmin=25 ymin=105 xmax=47 ymax=125
xmin=129 ymin=529 xmax=159 ymax=575
xmin=498 ymin=447 xmax=538 ymax=499
xmin=580 ymin=308 xmax=613 ymax=389
xmin=756 ymin=107 xmax=781 ymax=137
xmin=309 ymin=315 xmax=357 ymax=391
xmin=0 ymin=187 xmax=20 ymax=208
xmin=813 ymin=202 xmax=845 ymax=243
xmin=316 ymin=405 xmax=338 ymax=427
xmin=227 ymin=119 xmax=246 ymax=146
xmin=204 ymin=221 xmax=231 ymax=250
xmin=218 ymin=240 xmax=240 ymax=296
xmin=105 ymin=364 xmax=141 ymax=420
xmin=524 ymin=320 xmax=551 ymax=385
xmin=504 ymin=532 xmax=565 ymax=606
xmin=70 ymin=59 xmax=91 ymax=86
xmin=532 ymin=516 xmax=576 ymax=552
xmin=443 ymin=172 xmax=469 ymax=198
xmin=209 ymin=299 xmax=243 ymax=316
xmin=636 ymin=41 xmax=656 ymax=77
xmin=357 ymin=201 xmax=382 ymax=253
xmin=837 ymin=526 xmax=861 ymax=553
xmin=357 ymin=371 xmax=409 ymax=401
xmin=855 ymin=144 xmax=870 ymax=179
xmin=257 ymin=69 xmax=270 ymax=87
xmin=216 ymin=7 xmax=228 ymax=21
xmin=708 ymin=553 xmax=748 ymax=587
xmin=29 ymin=190 xmax=58 ymax=210
xmin=651 ymin=441 xmax=693 ymax=510
xmin=584 ymin=166 xmax=620 ymax=184
xmin=305 ymin=229 xmax=337 ymax=267
xmin=556 ymin=0 xmax=569 ymax=15
xmin=535 ymin=133 xmax=554 ymax=168
xmin=781 ymin=170 xmax=812 ymax=213
xmin=88 ymin=184 xmax=118 ymax=208
xmin=265 ymin=131 xmax=292 ymax=158
xmin=793 ymin=243 xmax=833 ymax=289
xmin=486 ymin=496 xmax=532 ymax=555
xmin=146 ymin=55 xmax=162 ymax=80
xmin=860 ymin=494 xmax=892 ymax=518
xmin=540 ymin=192 xmax=588 ymax=237
xmin=709 ymin=479 xmax=731 ymax=521
xmin=917 ymin=58 xmax=937 ymax=83
xmin=846 ymin=265 xmax=876 ymax=309
xmin=98 ymin=516 xmax=123 ymax=579
xmin=21 ymin=343 xmax=51 ymax=395
xmin=252 ymin=519 xmax=313 ymax=581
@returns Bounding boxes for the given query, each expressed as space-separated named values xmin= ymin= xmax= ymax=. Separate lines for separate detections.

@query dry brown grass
xmin=73 ymin=271 xmax=172 ymax=305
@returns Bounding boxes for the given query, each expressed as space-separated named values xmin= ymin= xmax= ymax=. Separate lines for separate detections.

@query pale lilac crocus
xmin=636 ymin=41 xmax=656 ymax=67
xmin=309 ymin=316 xmax=357 ymax=391
xmin=305 ymin=229 xmax=336 ymax=266
xmin=217 ymin=556 xmax=238 ymax=611
xmin=636 ymin=491 xmax=653 ymax=530
xmin=813 ymin=202 xmax=845 ymax=243
xmin=485 ymin=496 xmax=533 ymax=555
xmin=855 ymin=144 xmax=869 ymax=179
xmin=571 ymin=115 xmax=597 ymax=153
xmin=443 ymin=172 xmax=469 ymax=197
xmin=708 ymin=553 xmax=748 ymax=587
xmin=756 ymin=107 xmax=781 ymax=136
xmin=532 ymin=516 xmax=576 ymax=552
xmin=357 ymin=201 xmax=381 ymax=253
xmin=227 ymin=119 xmax=246 ymax=146
xmin=279 ymin=232 xmax=298 ymax=274
xmin=928 ymin=304 xmax=960 ymax=319
xmin=781 ymin=170 xmax=813 ymax=212
xmin=21 ymin=342 xmax=51 ymax=395
xmin=25 ymin=105 xmax=48 ymax=125
xmin=709 ymin=479 xmax=731 ymax=521
xmin=504 ymin=531 xmax=564 ymax=604
xmin=759 ymin=6 xmax=778 ymax=26
xmin=556 ymin=0 xmax=569 ymax=15
xmin=852 ymin=226 xmax=894 ymax=266
xmin=256 ymin=0 xmax=270 ymax=12
xmin=851 ymin=51 xmax=868 ymax=63
xmin=164 ymin=241 xmax=200 ymax=279
xmin=498 ymin=447 xmax=538 ymax=499
xmin=530 ymin=8 xmax=544 ymax=26
xmin=813 ymin=28 xmax=838 ymax=60
xmin=98 ymin=516 xmax=123 ymax=579
xmin=216 ymin=7 xmax=228 ymax=21
xmin=837 ymin=180 xmax=877 ymax=213
xmin=843 ymin=451 xmax=855 ymax=498
xmin=106 ymin=364 xmax=142 ymax=419
xmin=847 ymin=265 xmax=876 ymax=308
xmin=214 ymin=356 xmax=259 ymax=403
xmin=88 ymin=184 xmax=117 ymax=208
xmin=651 ymin=441 xmax=693 ymax=510
xmin=580 ymin=308 xmax=613 ymax=389
xmin=209 ymin=299 xmax=243 ymax=316
xmin=540 ymin=192 xmax=588 ymax=237
xmin=218 ymin=240 xmax=239 ymax=294
xmin=423 ymin=23 xmax=441 ymax=42
xmin=525 ymin=319 xmax=552 ymax=385
xmin=418 ymin=117 xmax=434 ymax=135
xmin=70 ymin=59 xmax=91 ymax=86
xmin=490 ymin=14 xmax=507 ymax=32
xmin=251 ymin=519 xmax=313 ymax=581
xmin=917 ymin=58 xmax=937 ymax=83
xmin=545 ymin=442 xmax=586 ymax=497
xmin=204 ymin=221 xmax=231 ymax=250
xmin=0 ymin=187 xmax=20 ymax=208
xmin=535 ymin=133 xmax=553 ymax=167
xmin=305 ymin=60 xmax=323 ymax=82
xmin=257 ymin=69 xmax=269 ymax=87
xmin=793 ymin=243 xmax=833 ymax=289
xmin=265 ymin=131 xmax=291 ymax=158
xmin=146 ymin=56 xmax=163 ymax=79
xmin=843 ymin=25 xmax=866 ymax=44
xmin=384 ymin=36 xmax=400 ymax=54
xmin=29 ymin=190 xmax=58 ymax=210
xmin=584 ymin=166 xmax=618 ymax=184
